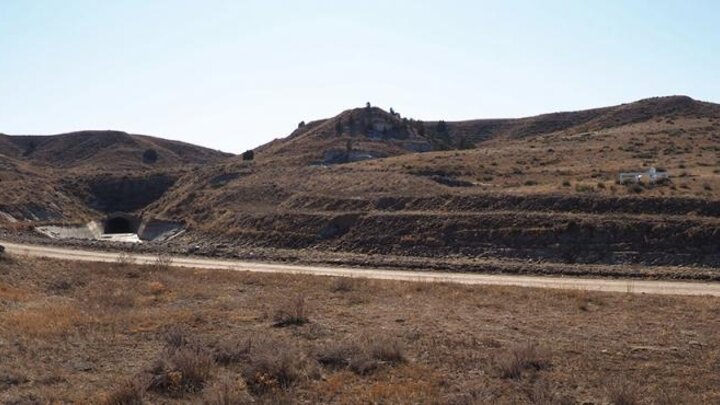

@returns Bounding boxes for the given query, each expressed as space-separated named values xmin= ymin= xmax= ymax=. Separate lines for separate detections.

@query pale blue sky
xmin=1 ymin=1 xmax=719 ymax=153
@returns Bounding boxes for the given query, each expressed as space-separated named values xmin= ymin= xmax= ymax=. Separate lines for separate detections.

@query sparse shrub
xmin=97 ymin=289 xmax=136 ymax=309
xmin=315 ymin=337 xmax=405 ymax=376
xmin=116 ymin=251 xmax=136 ymax=267
xmin=607 ymin=381 xmax=640 ymax=405
xmin=330 ymin=277 xmax=356 ymax=292
xmin=214 ymin=336 xmax=253 ymax=365
xmin=561 ymin=180 xmax=571 ymax=187
xmin=703 ymin=183 xmax=712 ymax=191
xmin=242 ymin=341 xmax=313 ymax=395
xmin=242 ymin=150 xmax=255 ymax=161
xmin=368 ymin=337 xmax=405 ymax=364
xmin=272 ymin=295 xmax=309 ymax=327
xmin=148 ymin=281 xmax=167 ymax=296
xmin=103 ymin=379 xmax=145 ymax=405
xmin=597 ymin=181 xmax=606 ymax=189
xmin=203 ymin=377 xmax=251 ymax=405
xmin=148 ymin=345 xmax=215 ymax=397
xmin=524 ymin=180 xmax=538 ymax=186
xmin=496 ymin=343 xmax=551 ymax=379
xmin=525 ymin=380 xmax=574 ymax=405
xmin=575 ymin=183 xmax=594 ymax=192
xmin=315 ymin=341 xmax=360 ymax=370
xmin=628 ymin=183 xmax=644 ymax=193
xmin=154 ymin=252 xmax=173 ymax=270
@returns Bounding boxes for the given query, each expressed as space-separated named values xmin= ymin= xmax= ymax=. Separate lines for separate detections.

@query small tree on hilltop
xmin=436 ymin=120 xmax=448 ymax=133
xmin=242 ymin=150 xmax=255 ymax=161
xmin=298 ymin=121 xmax=306 ymax=128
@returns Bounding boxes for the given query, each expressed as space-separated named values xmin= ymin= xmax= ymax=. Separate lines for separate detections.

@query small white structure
xmin=619 ymin=167 xmax=669 ymax=184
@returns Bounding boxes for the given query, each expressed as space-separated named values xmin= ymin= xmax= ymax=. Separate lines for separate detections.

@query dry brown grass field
xmin=1 ymin=254 xmax=719 ymax=404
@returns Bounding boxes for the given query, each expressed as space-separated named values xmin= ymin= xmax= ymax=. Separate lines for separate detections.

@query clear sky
xmin=1 ymin=0 xmax=719 ymax=153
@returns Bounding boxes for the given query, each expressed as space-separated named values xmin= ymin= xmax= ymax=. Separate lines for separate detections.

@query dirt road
xmin=3 ymin=241 xmax=720 ymax=297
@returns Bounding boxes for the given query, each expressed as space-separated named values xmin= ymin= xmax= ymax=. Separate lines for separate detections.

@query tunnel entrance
xmin=104 ymin=215 xmax=137 ymax=234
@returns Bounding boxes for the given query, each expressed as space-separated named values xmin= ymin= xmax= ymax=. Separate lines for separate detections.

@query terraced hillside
xmin=135 ymin=96 xmax=720 ymax=271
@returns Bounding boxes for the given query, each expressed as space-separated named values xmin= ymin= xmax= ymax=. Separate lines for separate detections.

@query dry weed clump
xmin=147 ymin=345 xmax=215 ymax=397
xmin=496 ymin=342 xmax=551 ymax=379
xmin=202 ymin=377 xmax=252 ymax=405
xmin=95 ymin=289 xmax=136 ymax=310
xmin=242 ymin=340 xmax=317 ymax=395
xmin=607 ymin=381 xmax=640 ymax=405
xmin=525 ymin=380 xmax=574 ymax=405
xmin=116 ymin=251 xmax=137 ymax=267
xmin=154 ymin=252 xmax=174 ymax=270
xmin=213 ymin=336 xmax=253 ymax=365
xmin=102 ymin=379 xmax=145 ymax=405
xmin=330 ymin=277 xmax=356 ymax=292
xmin=143 ymin=326 xmax=215 ymax=397
xmin=315 ymin=336 xmax=405 ymax=376
xmin=272 ymin=294 xmax=309 ymax=327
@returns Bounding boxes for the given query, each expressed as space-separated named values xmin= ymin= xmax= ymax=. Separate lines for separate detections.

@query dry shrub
xmin=145 ymin=327 xmax=215 ymax=397
xmin=154 ymin=252 xmax=174 ymax=270
xmin=116 ymin=251 xmax=136 ymax=267
xmin=203 ymin=377 xmax=251 ymax=405
xmin=148 ymin=281 xmax=168 ymax=296
xmin=368 ymin=337 xmax=405 ymax=363
xmin=147 ymin=345 xmax=215 ymax=397
xmin=242 ymin=340 xmax=316 ymax=395
xmin=103 ymin=379 xmax=144 ymax=405
xmin=330 ymin=277 xmax=356 ymax=292
xmin=272 ymin=294 xmax=309 ymax=327
xmin=607 ymin=381 xmax=640 ymax=405
xmin=525 ymin=380 xmax=574 ymax=405
xmin=315 ymin=341 xmax=360 ymax=370
xmin=47 ymin=276 xmax=86 ymax=295
xmin=315 ymin=337 xmax=405 ymax=376
xmin=496 ymin=343 xmax=551 ymax=379
xmin=95 ymin=289 xmax=136 ymax=310
xmin=162 ymin=325 xmax=196 ymax=349
xmin=214 ymin=336 xmax=253 ymax=365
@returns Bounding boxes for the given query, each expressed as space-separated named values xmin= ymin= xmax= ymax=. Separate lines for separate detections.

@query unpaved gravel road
xmin=3 ymin=241 xmax=720 ymax=297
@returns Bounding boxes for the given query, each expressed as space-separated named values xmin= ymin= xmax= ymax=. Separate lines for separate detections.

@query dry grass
xmin=0 ymin=256 xmax=717 ymax=403
xmin=1 ymin=302 xmax=85 ymax=338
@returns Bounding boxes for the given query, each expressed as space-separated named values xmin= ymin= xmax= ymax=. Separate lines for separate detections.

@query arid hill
xmin=256 ymin=95 xmax=720 ymax=162
xmin=4 ymin=96 xmax=720 ymax=272
xmin=0 ymin=130 xmax=231 ymax=171
xmin=145 ymin=96 xmax=720 ymax=270
xmin=0 ymin=131 xmax=231 ymax=221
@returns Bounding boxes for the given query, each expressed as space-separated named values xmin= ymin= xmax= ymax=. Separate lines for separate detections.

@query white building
xmin=619 ymin=167 xmax=668 ymax=184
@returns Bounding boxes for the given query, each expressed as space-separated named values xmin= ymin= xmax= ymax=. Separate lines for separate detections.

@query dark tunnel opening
xmin=104 ymin=216 xmax=133 ymax=234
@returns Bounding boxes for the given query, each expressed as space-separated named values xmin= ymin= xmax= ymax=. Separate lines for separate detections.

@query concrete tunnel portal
xmin=103 ymin=213 xmax=140 ymax=234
